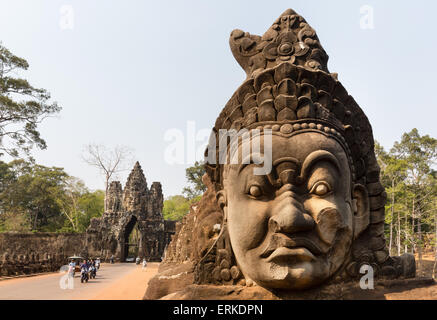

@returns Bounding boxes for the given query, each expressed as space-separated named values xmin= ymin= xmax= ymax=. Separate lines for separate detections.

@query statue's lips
xmin=266 ymin=247 xmax=316 ymax=263
xmin=260 ymin=234 xmax=322 ymax=260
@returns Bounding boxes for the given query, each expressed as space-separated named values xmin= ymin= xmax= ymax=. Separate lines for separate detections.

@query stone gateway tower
xmin=86 ymin=162 xmax=175 ymax=262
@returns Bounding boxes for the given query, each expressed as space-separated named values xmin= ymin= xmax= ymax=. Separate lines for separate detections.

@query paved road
xmin=0 ymin=263 xmax=157 ymax=300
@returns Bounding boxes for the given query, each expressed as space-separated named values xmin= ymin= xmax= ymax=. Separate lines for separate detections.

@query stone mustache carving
xmin=199 ymin=8 xmax=416 ymax=290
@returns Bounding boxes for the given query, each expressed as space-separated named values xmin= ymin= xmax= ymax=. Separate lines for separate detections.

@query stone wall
xmin=0 ymin=232 xmax=87 ymax=276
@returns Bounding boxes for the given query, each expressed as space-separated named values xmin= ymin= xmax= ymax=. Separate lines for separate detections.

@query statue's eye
xmin=310 ymin=181 xmax=331 ymax=196
xmin=248 ymin=185 xmax=262 ymax=197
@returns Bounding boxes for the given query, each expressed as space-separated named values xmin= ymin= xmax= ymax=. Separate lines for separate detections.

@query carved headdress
xmin=206 ymin=9 xmax=373 ymax=185
xmin=200 ymin=9 xmax=414 ymax=284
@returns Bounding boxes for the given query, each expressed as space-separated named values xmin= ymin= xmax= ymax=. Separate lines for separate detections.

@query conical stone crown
xmin=123 ymin=161 xmax=148 ymax=213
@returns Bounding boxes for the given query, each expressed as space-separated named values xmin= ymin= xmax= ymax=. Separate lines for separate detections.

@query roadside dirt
xmin=90 ymin=262 xmax=159 ymax=300
xmin=383 ymin=254 xmax=436 ymax=300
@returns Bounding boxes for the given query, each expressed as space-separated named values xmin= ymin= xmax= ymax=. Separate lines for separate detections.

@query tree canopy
xmin=377 ymin=129 xmax=437 ymax=276
xmin=0 ymin=160 xmax=103 ymax=233
xmin=182 ymin=161 xmax=206 ymax=199
xmin=0 ymin=43 xmax=61 ymax=157
xmin=163 ymin=162 xmax=206 ymax=221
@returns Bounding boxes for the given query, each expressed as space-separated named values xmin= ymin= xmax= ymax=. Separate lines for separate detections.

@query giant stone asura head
xmin=199 ymin=9 xmax=415 ymax=290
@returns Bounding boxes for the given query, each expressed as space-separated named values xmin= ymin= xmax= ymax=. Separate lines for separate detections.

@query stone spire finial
xmin=123 ymin=161 xmax=148 ymax=213
xmin=133 ymin=161 xmax=141 ymax=171
xmin=125 ymin=162 xmax=147 ymax=188
xmin=229 ymin=8 xmax=329 ymax=78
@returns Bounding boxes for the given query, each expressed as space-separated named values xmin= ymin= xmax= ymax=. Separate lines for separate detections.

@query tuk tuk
xmin=67 ymin=255 xmax=85 ymax=274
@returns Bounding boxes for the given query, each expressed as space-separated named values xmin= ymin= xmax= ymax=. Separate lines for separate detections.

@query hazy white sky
xmin=1 ymin=0 xmax=436 ymax=197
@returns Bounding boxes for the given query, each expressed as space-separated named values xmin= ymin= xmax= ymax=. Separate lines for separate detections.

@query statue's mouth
xmin=266 ymin=247 xmax=316 ymax=264
xmin=260 ymin=233 xmax=322 ymax=262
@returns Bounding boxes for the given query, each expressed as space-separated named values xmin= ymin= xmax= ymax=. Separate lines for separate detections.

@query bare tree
xmin=82 ymin=144 xmax=134 ymax=211
xmin=58 ymin=177 xmax=87 ymax=232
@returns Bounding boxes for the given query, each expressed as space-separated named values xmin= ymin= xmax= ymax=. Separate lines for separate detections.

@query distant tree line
xmin=376 ymin=129 xmax=437 ymax=276
xmin=163 ymin=161 xmax=205 ymax=221
xmin=0 ymin=159 xmax=104 ymax=233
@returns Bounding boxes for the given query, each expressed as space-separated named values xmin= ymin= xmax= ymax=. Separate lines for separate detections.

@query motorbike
xmin=89 ymin=266 xmax=96 ymax=279
xmin=80 ymin=268 xmax=89 ymax=283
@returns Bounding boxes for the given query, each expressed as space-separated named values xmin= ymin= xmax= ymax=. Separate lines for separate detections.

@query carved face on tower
xmin=218 ymin=129 xmax=370 ymax=289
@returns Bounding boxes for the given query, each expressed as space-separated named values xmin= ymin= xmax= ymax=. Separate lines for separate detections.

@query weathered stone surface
xmin=160 ymin=285 xmax=278 ymax=300
xmin=0 ymin=233 xmax=85 ymax=276
xmin=144 ymin=261 xmax=195 ymax=300
xmin=366 ymin=182 xmax=384 ymax=197
xmin=106 ymin=181 xmax=123 ymax=213
xmin=400 ymin=253 xmax=416 ymax=278
xmin=370 ymin=208 xmax=386 ymax=224
xmin=158 ymin=278 xmax=435 ymax=300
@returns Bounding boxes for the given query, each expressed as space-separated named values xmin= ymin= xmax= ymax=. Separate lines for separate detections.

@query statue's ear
xmin=352 ymin=184 xmax=370 ymax=239
xmin=216 ymin=190 xmax=227 ymax=210
xmin=216 ymin=190 xmax=228 ymax=222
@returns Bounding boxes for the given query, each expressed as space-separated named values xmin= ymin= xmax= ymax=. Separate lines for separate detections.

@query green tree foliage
xmin=163 ymin=195 xmax=189 ymax=221
xmin=57 ymin=178 xmax=105 ymax=233
xmin=0 ymin=43 xmax=61 ymax=157
xmin=76 ymin=189 xmax=105 ymax=232
xmin=0 ymin=160 xmax=104 ymax=233
xmin=0 ymin=159 xmax=16 ymax=193
xmin=376 ymin=129 xmax=437 ymax=275
xmin=163 ymin=161 xmax=206 ymax=221
xmin=0 ymin=160 xmax=69 ymax=231
xmin=182 ymin=161 xmax=206 ymax=199
xmin=375 ymin=142 xmax=409 ymax=255
xmin=162 ymin=195 xmax=202 ymax=221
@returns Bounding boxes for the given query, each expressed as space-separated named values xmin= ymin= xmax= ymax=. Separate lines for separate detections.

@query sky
xmin=0 ymin=0 xmax=436 ymax=197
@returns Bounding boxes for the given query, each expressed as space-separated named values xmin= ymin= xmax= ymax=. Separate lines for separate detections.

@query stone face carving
xmin=203 ymin=8 xmax=416 ymax=290
xmin=146 ymin=9 xmax=416 ymax=299
xmin=106 ymin=181 xmax=123 ymax=213
xmin=220 ymin=132 xmax=362 ymax=289
xmin=86 ymin=162 xmax=175 ymax=262
xmin=122 ymin=162 xmax=148 ymax=214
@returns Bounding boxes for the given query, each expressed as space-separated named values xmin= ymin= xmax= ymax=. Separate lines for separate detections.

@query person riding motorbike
xmin=89 ymin=263 xmax=96 ymax=279
xmin=80 ymin=260 xmax=89 ymax=283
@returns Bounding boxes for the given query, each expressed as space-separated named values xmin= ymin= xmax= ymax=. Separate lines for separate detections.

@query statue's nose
xmin=269 ymin=196 xmax=315 ymax=234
